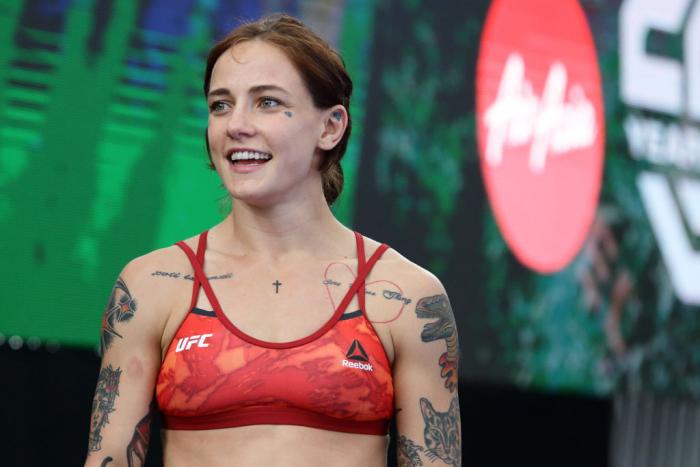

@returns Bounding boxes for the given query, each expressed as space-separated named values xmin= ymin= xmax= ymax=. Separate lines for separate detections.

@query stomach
xmin=162 ymin=424 xmax=388 ymax=467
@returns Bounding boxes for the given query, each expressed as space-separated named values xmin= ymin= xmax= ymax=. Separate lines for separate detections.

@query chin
xmin=228 ymin=186 xmax=280 ymax=208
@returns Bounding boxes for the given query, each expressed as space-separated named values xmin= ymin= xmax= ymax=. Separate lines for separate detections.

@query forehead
xmin=209 ymin=40 xmax=307 ymax=95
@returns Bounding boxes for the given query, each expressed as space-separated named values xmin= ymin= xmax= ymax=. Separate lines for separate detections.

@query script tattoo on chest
xmin=383 ymin=290 xmax=412 ymax=304
xmin=151 ymin=270 xmax=233 ymax=281
xmin=415 ymin=294 xmax=459 ymax=392
xmin=323 ymin=278 xmax=377 ymax=295
xmin=322 ymin=278 xmax=414 ymax=302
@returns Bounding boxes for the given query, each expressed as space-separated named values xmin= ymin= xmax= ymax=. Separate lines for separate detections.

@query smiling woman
xmin=203 ymin=16 xmax=353 ymax=206
xmin=84 ymin=14 xmax=461 ymax=467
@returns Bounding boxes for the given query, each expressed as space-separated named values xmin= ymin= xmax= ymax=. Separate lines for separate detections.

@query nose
xmin=226 ymin=106 xmax=256 ymax=140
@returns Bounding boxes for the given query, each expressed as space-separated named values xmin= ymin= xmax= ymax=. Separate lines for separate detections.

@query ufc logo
xmin=175 ymin=334 xmax=213 ymax=352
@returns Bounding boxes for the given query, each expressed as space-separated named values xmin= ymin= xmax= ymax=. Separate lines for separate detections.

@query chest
xmin=198 ymin=259 xmax=354 ymax=342
xmin=161 ymin=254 xmax=403 ymax=364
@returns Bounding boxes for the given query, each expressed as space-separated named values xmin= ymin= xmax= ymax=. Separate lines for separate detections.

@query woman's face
xmin=206 ymin=39 xmax=329 ymax=206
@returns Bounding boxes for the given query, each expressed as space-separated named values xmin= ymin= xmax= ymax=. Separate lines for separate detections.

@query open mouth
xmin=228 ymin=150 xmax=273 ymax=166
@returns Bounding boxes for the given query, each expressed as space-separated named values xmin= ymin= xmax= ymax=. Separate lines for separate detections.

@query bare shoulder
xmin=363 ymin=236 xmax=446 ymax=296
xmin=109 ymin=240 xmax=195 ymax=336
xmin=360 ymin=235 xmax=450 ymax=336
xmin=362 ymin=237 xmax=460 ymax=393
xmin=121 ymin=241 xmax=193 ymax=288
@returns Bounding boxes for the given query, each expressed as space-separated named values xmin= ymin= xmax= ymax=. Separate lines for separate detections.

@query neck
xmin=212 ymin=192 xmax=351 ymax=260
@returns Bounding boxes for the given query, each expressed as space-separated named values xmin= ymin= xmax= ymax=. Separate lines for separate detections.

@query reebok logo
xmin=342 ymin=339 xmax=373 ymax=371
xmin=175 ymin=333 xmax=213 ymax=353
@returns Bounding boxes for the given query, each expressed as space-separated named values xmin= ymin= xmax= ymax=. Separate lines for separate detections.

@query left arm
xmin=390 ymin=278 xmax=461 ymax=467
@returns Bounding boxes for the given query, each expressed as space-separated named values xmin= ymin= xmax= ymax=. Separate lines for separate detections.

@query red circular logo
xmin=476 ymin=0 xmax=605 ymax=273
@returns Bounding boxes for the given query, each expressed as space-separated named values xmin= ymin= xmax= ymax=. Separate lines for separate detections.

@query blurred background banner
xmin=1 ymin=0 xmax=699 ymax=465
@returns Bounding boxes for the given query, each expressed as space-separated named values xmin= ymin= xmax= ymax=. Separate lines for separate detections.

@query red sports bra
xmin=155 ymin=231 xmax=394 ymax=435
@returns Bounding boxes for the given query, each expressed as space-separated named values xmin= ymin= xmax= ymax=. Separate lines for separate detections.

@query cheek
xmin=279 ymin=119 xmax=322 ymax=157
xmin=207 ymin=120 xmax=223 ymax=145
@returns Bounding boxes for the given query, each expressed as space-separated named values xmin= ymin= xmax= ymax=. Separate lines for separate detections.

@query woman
xmin=85 ymin=14 xmax=461 ymax=467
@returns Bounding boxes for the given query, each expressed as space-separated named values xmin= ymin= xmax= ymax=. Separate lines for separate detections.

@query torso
xmin=152 ymin=227 xmax=416 ymax=466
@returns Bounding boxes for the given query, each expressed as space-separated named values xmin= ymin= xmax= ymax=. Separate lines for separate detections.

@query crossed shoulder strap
xmin=175 ymin=231 xmax=390 ymax=317
xmin=176 ymin=231 xmax=208 ymax=311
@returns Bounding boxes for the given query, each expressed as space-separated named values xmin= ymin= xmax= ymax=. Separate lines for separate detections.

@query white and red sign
xmin=620 ymin=0 xmax=700 ymax=305
xmin=476 ymin=0 xmax=605 ymax=273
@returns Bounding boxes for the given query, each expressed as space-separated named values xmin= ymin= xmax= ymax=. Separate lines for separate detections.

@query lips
xmin=225 ymin=148 xmax=273 ymax=173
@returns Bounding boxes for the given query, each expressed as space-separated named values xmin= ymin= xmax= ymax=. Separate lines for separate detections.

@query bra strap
xmin=336 ymin=238 xmax=390 ymax=316
xmin=175 ymin=231 xmax=212 ymax=311
xmin=176 ymin=235 xmax=225 ymax=318
xmin=354 ymin=232 xmax=368 ymax=312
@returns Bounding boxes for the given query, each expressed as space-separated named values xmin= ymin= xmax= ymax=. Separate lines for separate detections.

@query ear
xmin=449 ymin=397 xmax=459 ymax=418
xmin=420 ymin=397 xmax=436 ymax=421
xmin=317 ymin=105 xmax=348 ymax=151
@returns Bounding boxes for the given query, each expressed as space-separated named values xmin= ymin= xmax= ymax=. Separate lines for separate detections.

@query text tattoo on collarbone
xmin=415 ymin=294 xmax=459 ymax=392
xmin=150 ymin=270 xmax=233 ymax=281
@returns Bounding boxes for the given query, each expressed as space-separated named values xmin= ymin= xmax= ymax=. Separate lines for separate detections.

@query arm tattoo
xmin=419 ymin=397 xmax=461 ymax=466
xmin=88 ymin=365 xmax=122 ymax=452
xmin=126 ymin=410 xmax=152 ymax=467
xmin=101 ymin=277 xmax=137 ymax=355
xmin=398 ymin=435 xmax=424 ymax=466
xmin=415 ymin=294 xmax=459 ymax=392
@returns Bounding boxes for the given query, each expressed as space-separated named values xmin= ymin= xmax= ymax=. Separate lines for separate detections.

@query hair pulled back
xmin=204 ymin=14 xmax=352 ymax=205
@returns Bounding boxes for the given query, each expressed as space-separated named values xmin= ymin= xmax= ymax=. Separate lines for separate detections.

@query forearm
xmin=84 ymin=405 xmax=152 ymax=467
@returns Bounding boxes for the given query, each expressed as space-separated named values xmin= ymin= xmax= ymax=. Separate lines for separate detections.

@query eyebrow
xmin=207 ymin=84 xmax=290 ymax=98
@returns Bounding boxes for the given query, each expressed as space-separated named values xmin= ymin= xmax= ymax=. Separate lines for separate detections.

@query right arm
xmin=84 ymin=255 xmax=175 ymax=467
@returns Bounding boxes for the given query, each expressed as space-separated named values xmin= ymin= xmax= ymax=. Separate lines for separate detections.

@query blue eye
xmin=208 ymin=101 xmax=230 ymax=114
xmin=260 ymin=97 xmax=281 ymax=109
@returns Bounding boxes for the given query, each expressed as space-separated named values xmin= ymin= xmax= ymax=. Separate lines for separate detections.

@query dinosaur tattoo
xmin=415 ymin=294 xmax=459 ymax=392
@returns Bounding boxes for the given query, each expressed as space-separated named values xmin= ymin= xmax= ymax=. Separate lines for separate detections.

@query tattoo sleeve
xmin=101 ymin=277 xmax=137 ymax=355
xmin=419 ymin=396 xmax=462 ymax=466
xmin=415 ymin=294 xmax=459 ymax=392
xmin=88 ymin=365 xmax=122 ymax=452
xmin=126 ymin=409 xmax=152 ymax=467
xmin=398 ymin=434 xmax=424 ymax=466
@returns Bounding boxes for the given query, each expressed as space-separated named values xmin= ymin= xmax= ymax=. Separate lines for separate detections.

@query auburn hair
xmin=203 ymin=14 xmax=352 ymax=205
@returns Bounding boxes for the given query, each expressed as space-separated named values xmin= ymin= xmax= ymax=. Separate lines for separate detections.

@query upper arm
xmin=85 ymin=254 xmax=176 ymax=467
xmin=390 ymin=273 xmax=461 ymax=467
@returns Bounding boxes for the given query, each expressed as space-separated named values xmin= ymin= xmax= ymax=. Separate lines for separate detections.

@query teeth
xmin=229 ymin=150 xmax=272 ymax=161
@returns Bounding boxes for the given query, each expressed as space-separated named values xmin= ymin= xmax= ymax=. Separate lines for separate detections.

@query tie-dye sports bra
xmin=156 ymin=231 xmax=394 ymax=435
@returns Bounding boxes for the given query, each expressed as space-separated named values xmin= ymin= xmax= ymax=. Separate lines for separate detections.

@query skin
xmin=84 ymin=39 xmax=460 ymax=467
